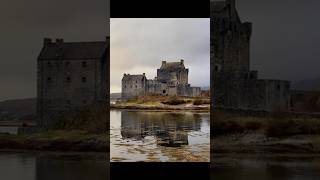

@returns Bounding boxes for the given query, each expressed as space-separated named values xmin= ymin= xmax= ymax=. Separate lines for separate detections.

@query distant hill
xmin=0 ymin=98 xmax=36 ymax=121
xmin=292 ymin=78 xmax=320 ymax=91
xmin=201 ymin=86 xmax=210 ymax=91
xmin=110 ymin=93 xmax=121 ymax=100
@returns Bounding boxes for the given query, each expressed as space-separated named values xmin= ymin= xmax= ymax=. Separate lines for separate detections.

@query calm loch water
xmin=0 ymin=152 xmax=108 ymax=180
xmin=110 ymin=110 xmax=210 ymax=162
xmin=211 ymin=155 xmax=320 ymax=180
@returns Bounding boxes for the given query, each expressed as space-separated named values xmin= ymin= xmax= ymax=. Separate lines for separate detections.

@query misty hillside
xmin=201 ymin=86 xmax=210 ymax=91
xmin=0 ymin=98 xmax=36 ymax=121
xmin=110 ymin=93 xmax=121 ymax=100
xmin=292 ymin=78 xmax=320 ymax=91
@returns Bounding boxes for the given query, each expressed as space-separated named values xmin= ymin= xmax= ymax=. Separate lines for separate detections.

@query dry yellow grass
xmin=212 ymin=111 xmax=320 ymax=137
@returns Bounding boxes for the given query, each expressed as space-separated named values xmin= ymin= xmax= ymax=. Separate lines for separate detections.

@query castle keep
xmin=122 ymin=60 xmax=201 ymax=99
xmin=37 ymin=38 xmax=109 ymax=128
xmin=211 ymin=0 xmax=291 ymax=111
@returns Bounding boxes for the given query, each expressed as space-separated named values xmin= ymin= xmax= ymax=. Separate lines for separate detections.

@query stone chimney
xmin=180 ymin=59 xmax=184 ymax=65
xmin=55 ymin=38 xmax=64 ymax=58
xmin=56 ymin=38 xmax=64 ymax=45
xmin=44 ymin=38 xmax=52 ymax=46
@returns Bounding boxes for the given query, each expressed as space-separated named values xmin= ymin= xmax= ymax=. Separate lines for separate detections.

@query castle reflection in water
xmin=120 ymin=111 xmax=202 ymax=147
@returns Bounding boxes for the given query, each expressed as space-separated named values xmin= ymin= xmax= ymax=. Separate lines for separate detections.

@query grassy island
xmin=111 ymin=95 xmax=210 ymax=111
xmin=212 ymin=111 xmax=320 ymax=154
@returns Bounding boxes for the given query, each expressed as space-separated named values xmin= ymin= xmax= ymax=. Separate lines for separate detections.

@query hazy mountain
xmin=201 ymin=86 xmax=210 ymax=91
xmin=0 ymin=98 xmax=36 ymax=121
xmin=110 ymin=93 xmax=121 ymax=100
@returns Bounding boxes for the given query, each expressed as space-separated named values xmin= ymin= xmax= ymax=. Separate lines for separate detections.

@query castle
xmin=121 ymin=60 xmax=201 ymax=99
xmin=37 ymin=37 xmax=109 ymax=128
xmin=211 ymin=0 xmax=291 ymax=111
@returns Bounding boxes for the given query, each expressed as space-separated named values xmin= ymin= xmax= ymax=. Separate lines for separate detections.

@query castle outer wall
xmin=121 ymin=60 xmax=201 ymax=99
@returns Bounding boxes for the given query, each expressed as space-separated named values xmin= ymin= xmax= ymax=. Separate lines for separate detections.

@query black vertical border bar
xmin=109 ymin=0 xmax=211 ymax=179
xmin=110 ymin=0 xmax=210 ymax=18
xmin=106 ymin=0 xmax=110 ymax=179
xmin=111 ymin=163 xmax=210 ymax=179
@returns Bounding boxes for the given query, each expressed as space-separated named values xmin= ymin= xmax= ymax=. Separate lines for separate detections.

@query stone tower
xmin=37 ymin=37 xmax=109 ymax=128
xmin=122 ymin=73 xmax=147 ymax=99
xmin=211 ymin=0 xmax=291 ymax=111
xmin=211 ymin=0 xmax=252 ymax=75
xmin=157 ymin=59 xmax=189 ymax=85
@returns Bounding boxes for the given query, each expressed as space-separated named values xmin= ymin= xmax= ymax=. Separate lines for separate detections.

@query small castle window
xmin=130 ymin=85 xmax=132 ymax=88
xmin=47 ymin=77 xmax=52 ymax=82
xmin=47 ymin=62 xmax=52 ymax=68
xmin=66 ymin=77 xmax=71 ymax=82
xmin=135 ymin=85 xmax=137 ymax=88
xmin=136 ymin=81 xmax=137 ymax=83
xmin=82 ymin=77 xmax=86 ymax=83
xmin=124 ymin=85 xmax=127 ymax=88
xmin=82 ymin=61 xmax=87 ymax=68
xmin=163 ymin=90 xmax=166 ymax=94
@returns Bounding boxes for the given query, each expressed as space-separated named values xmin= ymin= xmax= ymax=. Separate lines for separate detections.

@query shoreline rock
xmin=110 ymin=104 xmax=210 ymax=112
xmin=0 ymin=131 xmax=109 ymax=152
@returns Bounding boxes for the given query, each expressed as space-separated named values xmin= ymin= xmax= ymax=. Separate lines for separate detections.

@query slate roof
xmin=160 ymin=62 xmax=185 ymax=71
xmin=38 ymin=40 xmax=108 ymax=60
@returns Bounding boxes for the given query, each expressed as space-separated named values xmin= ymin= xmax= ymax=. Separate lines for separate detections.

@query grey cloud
xmin=110 ymin=18 xmax=210 ymax=93
xmin=0 ymin=0 xmax=109 ymax=101
xmin=236 ymin=0 xmax=320 ymax=82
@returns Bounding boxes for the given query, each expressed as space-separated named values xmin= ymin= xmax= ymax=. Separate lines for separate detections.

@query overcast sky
xmin=235 ymin=0 xmax=320 ymax=82
xmin=1 ymin=0 xmax=320 ymax=100
xmin=0 ymin=0 xmax=108 ymax=101
xmin=110 ymin=18 xmax=210 ymax=93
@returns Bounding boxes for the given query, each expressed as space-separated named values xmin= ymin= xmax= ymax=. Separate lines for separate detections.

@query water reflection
xmin=0 ymin=152 xmax=108 ymax=180
xmin=211 ymin=155 xmax=320 ymax=180
xmin=121 ymin=111 xmax=202 ymax=147
xmin=110 ymin=110 xmax=210 ymax=162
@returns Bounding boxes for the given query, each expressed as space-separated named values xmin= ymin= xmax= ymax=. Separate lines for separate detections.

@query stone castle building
xmin=122 ymin=60 xmax=201 ymax=99
xmin=37 ymin=37 xmax=109 ymax=128
xmin=211 ymin=0 xmax=291 ymax=111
